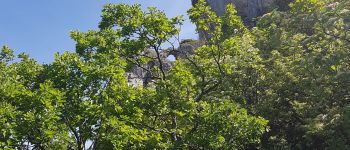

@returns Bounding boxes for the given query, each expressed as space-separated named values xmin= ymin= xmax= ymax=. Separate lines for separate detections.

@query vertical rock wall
xmin=192 ymin=0 xmax=285 ymax=26
xmin=191 ymin=0 xmax=293 ymax=39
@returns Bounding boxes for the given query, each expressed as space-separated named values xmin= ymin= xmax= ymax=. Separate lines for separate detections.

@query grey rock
xmin=192 ymin=0 xmax=293 ymax=39
xmin=192 ymin=0 xmax=291 ymax=26
xmin=127 ymin=0 xmax=294 ymax=86
xmin=126 ymin=49 xmax=173 ymax=87
xmin=170 ymin=40 xmax=204 ymax=59
xmin=126 ymin=40 xmax=203 ymax=87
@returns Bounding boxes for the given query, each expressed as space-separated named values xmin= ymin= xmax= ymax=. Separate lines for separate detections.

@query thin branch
xmin=153 ymin=44 xmax=167 ymax=80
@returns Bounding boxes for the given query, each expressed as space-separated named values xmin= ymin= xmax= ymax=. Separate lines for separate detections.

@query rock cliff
xmin=127 ymin=0 xmax=293 ymax=86
xmin=192 ymin=0 xmax=292 ymax=26
xmin=126 ymin=40 xmax=202 ymax=87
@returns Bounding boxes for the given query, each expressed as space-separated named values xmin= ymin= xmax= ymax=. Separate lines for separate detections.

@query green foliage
xmin=1 ymin=0 xmax=350 ymax=149
xmin=0 ymin=2 xmax=267 ymax=149
xmin=252 ymin=0 xmax=350 ymax=149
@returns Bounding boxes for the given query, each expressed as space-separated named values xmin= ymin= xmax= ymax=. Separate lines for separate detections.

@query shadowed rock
xmin=192 ymin=0 xmax=292 ymax=26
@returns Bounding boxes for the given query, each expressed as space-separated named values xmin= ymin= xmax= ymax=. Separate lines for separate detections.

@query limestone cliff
xmin=126 ymin=40 xmax=202 ymax=87
xmin=127 ymin=0 xmax=293 ymax=86
xmin=192 ymin=0 xmax=292 ymax=26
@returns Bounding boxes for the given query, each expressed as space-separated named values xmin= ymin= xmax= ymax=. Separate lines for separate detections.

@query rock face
xmin=191 ymin=0 xmax=293 ymax=39
xmin=126 ymin=40 xmax=202 ymax=87
xmin=170 ymin=40 xmax=204 ymax=59
xmin=127 ymin=0 xmax=293 ymax=86
xmin=127 ymin=51 xmax=173 ymax=87
xmin=192 ymin=0 xmax=291 ymax=26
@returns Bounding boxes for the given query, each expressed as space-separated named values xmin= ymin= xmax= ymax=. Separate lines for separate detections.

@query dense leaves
xmin=1 ymin=0 xmax=350 ymax=149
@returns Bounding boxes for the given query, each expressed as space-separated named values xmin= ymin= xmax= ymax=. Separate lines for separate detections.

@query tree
xmin=0 ymin=2 xmax=267 ymax=149
xmin=252 ymin=0 xmax=350 ymax=149
xmin=0 ymin=46 xmax=70 ymax=149
xmin=3 ymin=0 xmax=349 ymax=149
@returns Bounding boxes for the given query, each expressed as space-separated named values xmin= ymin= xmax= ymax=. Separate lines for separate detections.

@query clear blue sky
xmin=0 ymin=0 xmax=197 ymax=63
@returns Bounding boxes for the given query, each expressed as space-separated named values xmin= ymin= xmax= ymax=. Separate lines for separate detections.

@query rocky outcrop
xmin=170 ymin=39 xmax=204 ymax=59
xmin=126 ymin=51 xmax=173 ymax=87
xmin=192 ymin=0 xmax=292 ymax=26
xmin=126 ymin=39 xmax=203 ymax=86
xmin=127 ymin=0 xmax=294 ymax=86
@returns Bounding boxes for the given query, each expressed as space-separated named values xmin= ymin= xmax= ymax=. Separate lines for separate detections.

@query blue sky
xmin=0 ymin=0 xmax=197 ymax=63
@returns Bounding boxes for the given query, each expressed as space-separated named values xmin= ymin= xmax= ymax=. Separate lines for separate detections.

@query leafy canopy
xmin=1 ymin=0 xmax=350 ymax=149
